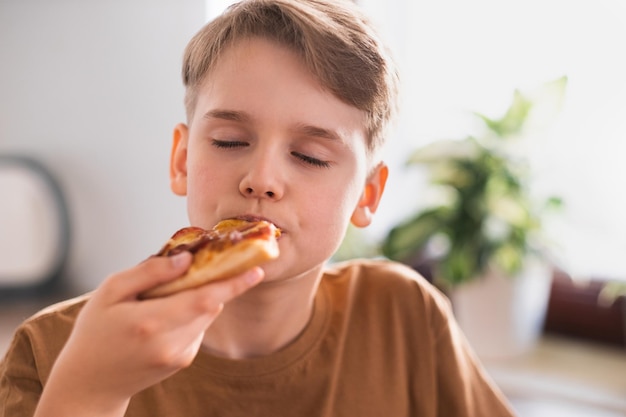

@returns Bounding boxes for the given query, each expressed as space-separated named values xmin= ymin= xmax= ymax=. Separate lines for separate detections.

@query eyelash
xmin=291 ymin=152 xmax=331 ymax=168
xmin=212 ymin=139 xmax=248 ymax=149
xmin=211 ymin=140 xmax=331 ymax=169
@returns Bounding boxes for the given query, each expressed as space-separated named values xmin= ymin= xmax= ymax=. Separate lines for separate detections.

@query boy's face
xmin=170 ymin=37 xmax=386 ymax=282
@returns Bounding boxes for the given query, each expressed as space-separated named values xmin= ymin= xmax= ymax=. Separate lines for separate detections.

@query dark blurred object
xmin=544 ymin=270 xmax=625 ymax=348
xmin=0 ymin=154 xmax=71 ymax=299
xmin=415 ymin=258 xmax=625 ymax=349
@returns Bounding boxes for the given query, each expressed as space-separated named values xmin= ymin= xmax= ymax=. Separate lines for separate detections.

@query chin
xmin=259 ymin=259 xmax=326 ymax=286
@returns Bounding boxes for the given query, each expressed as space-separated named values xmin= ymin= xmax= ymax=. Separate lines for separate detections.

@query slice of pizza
xmin=140 ymin=219 xmax=280 ymax=299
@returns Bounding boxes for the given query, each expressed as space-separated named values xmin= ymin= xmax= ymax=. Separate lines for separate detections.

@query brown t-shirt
xmin=0 ymin=259 xmax=516 ymax=416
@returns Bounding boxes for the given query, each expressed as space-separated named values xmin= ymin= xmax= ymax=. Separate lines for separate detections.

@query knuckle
xmin=139 ymin=256 xmax=168 ymax=276
xmin=99 ymin=273 xmax=126 ymax=297
xmin=193 ymin=294 xmax=224 ymax=316
xmin=152 ymin=345 xmax=194 ymax=369
xmin=131 ymin=319 xmax=160 ymax=340
xmin=151 ymin=346 xmax=178 ymax=368
xmin=231 ymin=279 xmax=253 ymax=297
xmin=211 ymin=278 xmax=250 ymax=302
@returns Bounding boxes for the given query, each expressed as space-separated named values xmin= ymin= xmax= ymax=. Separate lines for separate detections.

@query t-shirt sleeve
xmin=0 ymin=325 xmax=43 ymax=417
xmin=428 ymin=290 xmax=517 ymax=417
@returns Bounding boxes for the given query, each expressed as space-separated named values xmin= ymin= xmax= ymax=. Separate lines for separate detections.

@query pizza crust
xmin=140 ymin=227 xmax=279 ymax=299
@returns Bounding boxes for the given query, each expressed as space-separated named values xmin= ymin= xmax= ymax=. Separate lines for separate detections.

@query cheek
xmin=185 ymin=161 xmax=232 ymax=216
xmin=301 ymin=175 xmax=363 ymax=241
xmin=187 ymin=149 xmax=237 ymax=192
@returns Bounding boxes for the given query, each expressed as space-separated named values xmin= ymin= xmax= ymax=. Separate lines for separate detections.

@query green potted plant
xmin=382 ymin=77 xmax=566 ymax=288
xmin=381 ymin=77 xmax=567 ymax=357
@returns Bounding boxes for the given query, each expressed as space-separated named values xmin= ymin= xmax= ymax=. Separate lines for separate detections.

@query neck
xmin=201 ymin=267 xmax=323 ymax=359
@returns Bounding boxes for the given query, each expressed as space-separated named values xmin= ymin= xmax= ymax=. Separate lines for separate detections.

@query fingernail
xmin=171 ymin=252 xmax=191 ymax=268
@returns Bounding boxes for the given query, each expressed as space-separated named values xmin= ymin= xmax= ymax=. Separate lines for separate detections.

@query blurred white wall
xmin=0 ymin=0 xmax=205 ymax=292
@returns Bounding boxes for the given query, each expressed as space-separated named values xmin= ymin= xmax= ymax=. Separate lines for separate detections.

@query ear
xmin=350 ymin=162 xmax=389 ymax=228
xmin=170 ymin=123 xmax=189 ymax=196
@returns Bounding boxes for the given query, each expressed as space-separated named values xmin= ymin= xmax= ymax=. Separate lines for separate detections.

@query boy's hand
xmin=34 ymin=252 xmax=264 ymax=417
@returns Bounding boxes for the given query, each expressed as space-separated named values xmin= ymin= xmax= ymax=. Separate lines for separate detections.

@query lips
xmin=231 ymin=215 xmax=284 ymax=236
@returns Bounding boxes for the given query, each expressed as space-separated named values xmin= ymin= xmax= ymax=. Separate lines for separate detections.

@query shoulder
xmin=324 ymin=257 xmax=426 ymax=282
xmin=25 ymin=293 xmax=91 ymax=331
xmin=12 ymin=293 xmax=90 ymax=342
xmin=0 ymin=295 xmax=90 ymax=411
xmin=322 ymin=258 xmax=453 ymax=320
xmin=320 ymin=259 xmax=459 ymax=366
xmin=324 ymin=258 xmax=441 ymax=296
xmin=1 ymin=293 xmax=91 ymax=392
xmin=4 ymin=294 xmax=90 ymax=370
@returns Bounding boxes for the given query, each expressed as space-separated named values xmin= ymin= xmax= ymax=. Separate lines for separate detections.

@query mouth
xmin=229 ymin=215 xmax=284 ymax=234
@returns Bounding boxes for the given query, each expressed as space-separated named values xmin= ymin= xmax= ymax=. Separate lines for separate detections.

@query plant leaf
xmin=381 ymin=207 xmax=451 ymax=262
xmin=476 ymin=90 xmax=533 ymax=137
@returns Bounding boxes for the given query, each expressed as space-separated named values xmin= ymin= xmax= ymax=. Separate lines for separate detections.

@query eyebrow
xmin=202 ymin=109 xmax=343 ymax=142
xmin=202 ymin=109 xmax=252 ymax=123
xmin=295 ymin=124 xmax=341 ymax=142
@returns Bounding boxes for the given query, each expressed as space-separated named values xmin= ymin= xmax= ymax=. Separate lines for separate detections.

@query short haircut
xmin=182 ymin=0 xmax=399 ymax=156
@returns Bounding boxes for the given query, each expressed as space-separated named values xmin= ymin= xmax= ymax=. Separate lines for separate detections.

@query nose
xmin=242 ymin=187 xmax=277 ymax=199
xmin=239 ymin=155 xmax=284 ymax=200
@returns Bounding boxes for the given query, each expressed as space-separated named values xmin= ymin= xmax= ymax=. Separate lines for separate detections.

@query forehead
xmin=192 ymin=38 xmax=369 ymax=150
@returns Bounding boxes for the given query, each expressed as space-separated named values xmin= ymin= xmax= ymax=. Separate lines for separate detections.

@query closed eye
xmin=291 ymin=151 xmax=331 ymax=168
xmin=211 ymin=139 xmax=249 ymax=149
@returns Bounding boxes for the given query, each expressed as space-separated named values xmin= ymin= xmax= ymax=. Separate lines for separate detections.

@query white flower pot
xmin=449 ymin=258 xmax=553 ymax=359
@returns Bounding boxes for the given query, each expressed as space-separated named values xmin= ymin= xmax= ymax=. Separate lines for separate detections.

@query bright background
xmin=358 ymin=0 xmax=626 ymax=281
xmin=0 ymin=0 xmax=203 ymax=292
xmin=1 ymin=0 xmax=625 ymax=292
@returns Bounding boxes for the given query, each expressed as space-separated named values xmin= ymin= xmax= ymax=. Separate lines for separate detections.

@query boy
xmin=0 ymin=0 xmax=516 ymax=416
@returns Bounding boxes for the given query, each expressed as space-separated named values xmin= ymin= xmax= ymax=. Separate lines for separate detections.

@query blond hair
xmin=182 ymin=0 xmax=399 ymax=155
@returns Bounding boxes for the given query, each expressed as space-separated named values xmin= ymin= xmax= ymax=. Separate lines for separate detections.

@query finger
xmin=191 ymin=266 xmax=265 ymax=307
xmin=102 ymin=252 xmax=193 ymax=301
xmin=156 ymin=267 xmax=265 ymax=327
xmin=144 ymin=317 xmax=210 ymax=370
